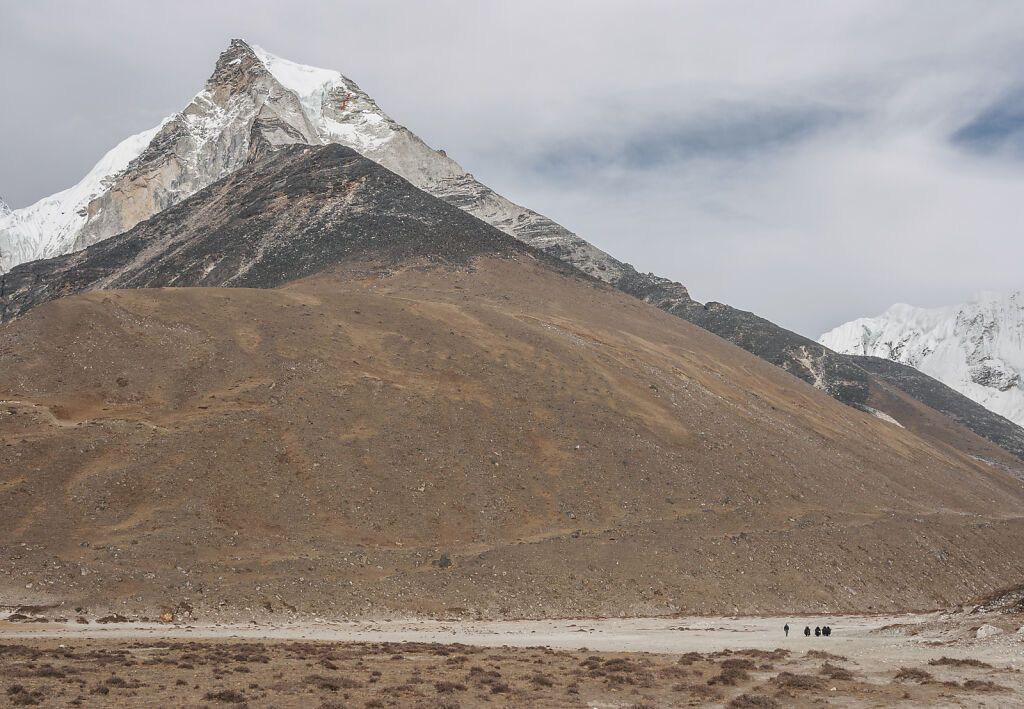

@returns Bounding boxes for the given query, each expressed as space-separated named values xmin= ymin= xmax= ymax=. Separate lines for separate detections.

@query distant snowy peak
xmin=1 ymin=39 xmax=632 ymax=287
xmin=819 ymin=292 xmax=1024 ymax=427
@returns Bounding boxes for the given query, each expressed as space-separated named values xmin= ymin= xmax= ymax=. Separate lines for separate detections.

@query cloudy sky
xmin=2 ymin=1 xmax=1023 ymax=337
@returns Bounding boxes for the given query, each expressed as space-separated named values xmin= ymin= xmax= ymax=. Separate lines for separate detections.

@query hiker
xmin=815 ymin=626 xmax=821 ymax=637
xmin=804 ymin=626 xmax=811 ymax=637
xmin=823 ymin=626 xmax=831 ymax=637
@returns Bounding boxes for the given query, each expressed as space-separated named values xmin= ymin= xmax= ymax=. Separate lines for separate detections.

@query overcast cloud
xmin=2 ymin=0 xmax=1023 ymax=336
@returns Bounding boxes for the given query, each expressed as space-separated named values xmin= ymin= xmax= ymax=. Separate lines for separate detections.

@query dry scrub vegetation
xmin=0 ymin=637 xmax=1013 ymax=707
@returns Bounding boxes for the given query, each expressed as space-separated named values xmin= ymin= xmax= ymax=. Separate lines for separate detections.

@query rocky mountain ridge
xmin=0 ymin=143 xmax=580 ymax=322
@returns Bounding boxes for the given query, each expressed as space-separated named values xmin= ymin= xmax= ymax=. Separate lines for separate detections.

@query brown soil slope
xmin=1 ymin=257 xmax=1023 ymax=620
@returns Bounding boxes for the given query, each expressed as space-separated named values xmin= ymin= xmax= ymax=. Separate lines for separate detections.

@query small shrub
xmin=10 ymin=693 xmax=40 ymax=706
xmin=306 ymin=674 xmax=361 ymax=691
xmin=728 ymin=694 xmax=779 ymax=709
xmin=205 ymin=689 xmax=247 ymax=702
xmin=820 ymin=662 xmax=854 ymax=681
xmin=806 ymin=649 xmax=847 ymax=661
xmin=708 ymin=666 xmax=749 ymax=686
xmin=963 ymin=679 xmax=1009 ymax=692
xmin=530 ymin=672 xmax=555 ymax=687
xmin=894 ymin=667 xmax=932 ymax=682
xmin=673 ymin=683 xmax=723 ymax=700
xmin=434 ymin=681 xmax=466 ymax=693
xmin=606 ymin=672 xmax=637 ymax=685
xmin=738 ymin=648 xmax=790 ymax=661
xmin=6 ymin=685 xmax=42 ymax=707
xmin=720 ymin=658 xmax=756 ymax=671
xmin=772 ymin=672 xmax=824 ymax=690
xmin=660 ymin=665 xmax=689 ymax=679
xmin=603 ymin=657 xmax=644 ymax=673
xmin=928 ymin=656 xmax=991 ymax=668
xmin=31 ymin=665 xmax=67 ymax=679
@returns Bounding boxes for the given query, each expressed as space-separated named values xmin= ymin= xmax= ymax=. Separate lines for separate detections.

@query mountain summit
xmin=0 ymin=39 xmax=647 ymax=289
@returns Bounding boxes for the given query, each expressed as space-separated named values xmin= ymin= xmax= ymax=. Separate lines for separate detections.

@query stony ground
xmin=3 ymin=259 xmax=1024 ymax=621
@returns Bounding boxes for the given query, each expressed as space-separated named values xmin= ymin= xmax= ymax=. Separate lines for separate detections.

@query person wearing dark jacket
xmin=804 ymin=626 xmax=811 ymax=637
xmin=784 ymin=623 xmax=789 ymax=637
xmin=814 ymin=626 xmax=821 ymax=637
xmin=823 ymin=626 xmax=831 ymax=636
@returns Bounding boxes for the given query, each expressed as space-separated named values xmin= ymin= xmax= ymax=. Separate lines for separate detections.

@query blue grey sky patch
xmin=531 ymin=103 xmax=850 ymax=181
xmin=952 ymin=86 xmax=1024 ymax=157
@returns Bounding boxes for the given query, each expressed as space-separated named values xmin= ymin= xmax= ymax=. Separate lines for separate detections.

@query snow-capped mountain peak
xmin=819 ymin=291 xmax=1024 ymax=426
xmin=1 ymin=38 xmax=633 ymax=287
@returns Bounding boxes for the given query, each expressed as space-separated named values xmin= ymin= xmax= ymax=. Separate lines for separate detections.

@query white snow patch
xmin=251 ymin=44 xmax=395 ymax=151
xmin=251 ymin=45 xmax=347 ymax=127
xmin=862 ymin=407 xmax=903 ymax=427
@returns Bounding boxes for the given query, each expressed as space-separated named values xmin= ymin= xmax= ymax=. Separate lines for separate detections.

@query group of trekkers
xmin=782 ymin=623 xmax=832 ymax=637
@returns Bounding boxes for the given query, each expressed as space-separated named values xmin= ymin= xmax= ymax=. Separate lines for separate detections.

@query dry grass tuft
xmin=820 ymin=662 xmax=854 ymax=680
xmin=928 ymin=656 xmax=992 ymax=668
xmin=894 ymin=667 xmax=932 ymax=682
xmin=962 ymin=679 xmax=1010 ymax=692
xmin=728 ymin=693 xmax=780 ymax=708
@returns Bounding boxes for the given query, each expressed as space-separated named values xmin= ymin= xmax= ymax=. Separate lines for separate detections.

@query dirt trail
xmin=2 ymin=613 xmax=1019 ymax=661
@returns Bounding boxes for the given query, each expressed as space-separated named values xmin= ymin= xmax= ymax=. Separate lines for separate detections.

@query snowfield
xmin=0 ymin=121 xmax=165 ymax=271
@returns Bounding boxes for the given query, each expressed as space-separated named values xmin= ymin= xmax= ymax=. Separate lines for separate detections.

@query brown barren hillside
xmin=1 ymin=256 xmax=1023 ymax=620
